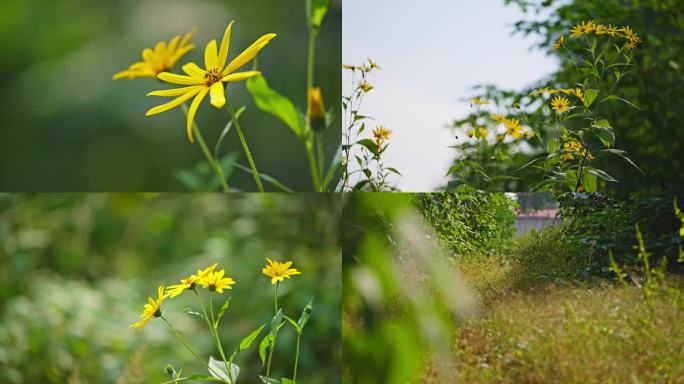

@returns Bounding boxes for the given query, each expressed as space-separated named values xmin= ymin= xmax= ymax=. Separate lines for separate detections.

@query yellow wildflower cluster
xmin=551 ymin=96 xmax=570 ymax=114
xmin=529 ymin=87 xmax=584 ymax=103
xmin=487 ymin=114 xmax=533 ymax=141
xmin=113 ymin=30 xmax=196 ymax=80
xmin=467 ymin=127 xmax=489 ymax=140
xmin=343 ymin=58 xmax=381 ymax=72
xmin=358 ymin=80 xmax=374 ymax=93
xmin=569 ymin=21 xmax=642 ymax=49
xmin=131 ymin=259 xmax=300 ymax=330
xmin=561 ymin=135 xmax=594 ymax=161
xmin=470 ymin=97 xmax=489 ymax=106
xmin=372 ymin=126 xmax=392 ymax=147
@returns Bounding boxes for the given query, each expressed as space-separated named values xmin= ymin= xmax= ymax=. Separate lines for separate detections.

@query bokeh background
xmin=0 ymin=0 xmax=341 ymax=191
xmin=0 ymin=193 xmax=341 ymax=383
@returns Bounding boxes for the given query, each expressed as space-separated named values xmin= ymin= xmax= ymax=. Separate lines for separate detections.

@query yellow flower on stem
xmin=491 ymin=114 xmax=506 ymax=124
xmin=130 ymin=285 xmax=168 ymax=330
xmin=495 ymin=133 xmax=505 ymax=143
xmin=478 ymin=127 xmax=489 ymax=138
xmin=199 ymin=269 xmax=236 ymax=294
xmin=570 ymin=21 xmax=594 ymax=38
xmin=262 ymin=259 xmax=301 ymax=285
xmin=308 ymin=87 xmax=326 ymax=131
xmin=359 ymin=81 xmax=373 ymax=93
xmin=504 ymin=118 xmax=523 ymax=139
xmin=113 ymin=30 xmax=196 ymax=80
xmin=146 ymin=22 xmax=276 ymax=143
xmin=467 ymin=128 xmax=476 ymax=138
xmin=551 ymin=96 xmax=570 ymax=114
xmin=372 ymin=126 xmax=392 ymax=147
xmin=470 ymin=97 xmax=489 ymax=106
xmin=166 ymin=263 xmax=218 ymax=298
xmin=553 ymin=35 xmax=564 ymax=50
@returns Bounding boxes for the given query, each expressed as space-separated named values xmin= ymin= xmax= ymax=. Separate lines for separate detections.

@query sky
xmin=343 ymin=0 xmax=560 ymax=191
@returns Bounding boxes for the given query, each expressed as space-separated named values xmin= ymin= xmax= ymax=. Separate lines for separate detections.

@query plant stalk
xmin=225 ymin=100 xmax=264 ymax=192
xmin=181 ymin=104 xmax=229 ymax=192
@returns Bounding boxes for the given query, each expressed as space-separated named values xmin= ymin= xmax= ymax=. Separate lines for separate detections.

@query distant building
xmin=515 ymin=208 xmax=559 ymax=235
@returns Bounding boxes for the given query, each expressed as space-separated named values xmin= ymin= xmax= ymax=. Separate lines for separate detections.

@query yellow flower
xmin=343 ymin=64 xmax=357 ymax=71
xmin=372 ymin=126 xmax=392 ymax=146
xmin=496 ymin=133 xmax=505 ymax=143
xmin=604 ymin=24 xmax=621 ymax=37
xmin=561 ymin=135 xmax=594 ymax=161
xmin=130 ymin=285 xmax=168 ymax=330
xmin=359 ymin=81 xmax=373 ymax=93
xmin=553 ymin=35 xmax=564 ymax=50
xmin=573 ymin=88 xmax=585 ymax=103
xmin=470 ymin=97 xmax=489 ymax=106
xmin=504 ymin=118 xmax=523 ymax=139
xmin=478 ymin=127 xmax=489 ymax=138
xmin=620 ymin=27 xmax=641 ymax=49
xmin=114 ymin=30 xmax=196 ymax=80
xmin=199 ymin=269 xmax=236 ymax=294
xmin=523 ymin=130 xmax=534 ymax=139
xmin=146 ymin=22 xmax=276 ymax=143
xmin=262 ymin=258 xmax=301 ymax=285
xmin=594 ymin=24 xmax=608 ymax=35
xmin=308 ymin=87 xmax=326 ymax=131
xmin=166 ymin=263 xmax=218 ymax=298
xmin=467 ymin=128 xmax=476 ymax=138
xmin=570 ymin=21 xmax=594 ymax=38
xmin=551 ymin=96 xmax=570 ymax=114
xmin=491 ymin=113 xmax=506 ymax=124
xmin=367 ymin=58 xmax=381 ymax=70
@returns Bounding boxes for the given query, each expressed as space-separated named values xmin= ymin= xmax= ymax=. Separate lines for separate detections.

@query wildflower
xmin=573 ymin=88 xmax=585 ymax=103
xmin=491 ymin=113 xmax=506 ymax=124
xmin=130 ymin=286 xmax=168 ymax=330
xmin=166 ymin=263 xmax=218 ymax=298
xmin=478 ymin=127 xmax=489 ymax=138
xmin=467 ymin=128 xmax=476 ymax=138
xmin=620 ymin=27 xmax=642 ymax=49
xmin=604 ymin=24 xmax=621 ymax=37
xmin=359 ymin=81 xmax=373 ymax=93
xmin=551 ymin=96 xmax=570 ymax=114
xmin=199 ymin=269 xmax=236 ymax=293
xmin=146 ymin=22 xmax=276 ymax=143
xmin=561 ymin=135 xmax=594 ymax=161
xmin=553 ymin=35 xmax=564 ymax=50
xmin=372 ymin=126 xmax=392 ymax=146
xmin=114 ymin=30 xmax=196 ymax=80
xmin=343 ymin=64 xmax=357 ymax=71
xmin=262 ymin=259 xmax=301 ymax=285
xmin=594 ymin=24 xmax=608 ymax=35
xmin=470 ymin=97 xmax=489 ymax=106
xmin=367 ymin=58 xmax=381 ymax=70
xmin=504 ymin=118 xmax=523 ymax=139
xmin=308 ymin=87 xmax=326 ymax=131
xmin=495 ymin=133 xmax=505 ymax=143
xmin=523 ymin=130 xmax=534 ymax=139
xmin=570 ymin=21 xmax=595 ymax=38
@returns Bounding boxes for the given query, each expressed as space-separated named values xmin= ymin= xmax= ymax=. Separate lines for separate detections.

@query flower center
xmin=204 ymin=68 xmax=223 ymax=86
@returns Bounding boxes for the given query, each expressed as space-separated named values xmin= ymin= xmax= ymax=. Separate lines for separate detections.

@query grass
xmin=419 ymin=229 xmax=684 ymax=383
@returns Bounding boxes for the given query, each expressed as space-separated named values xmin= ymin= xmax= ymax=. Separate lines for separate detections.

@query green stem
xmin=225 ymin=100 xmax=264 ymax=192
xmin=181 ymin=104 xmax=229 ymax=192
xmin=305 ymin=141 xmax=322 ymax=191
xmin=265 ymin=283 xmax=280 ymax=383
xmin=305 ymin=0 xmax=323 ymax=192
xmin=161 ymin=315 xmax=224 ymax=379
xmin=194 ymin=291 xmax=233 ymax=383
xmin=316 ymin=131 xmax=325 ymax=188
xmin=292 ymin=332 xmax=301 ymax=383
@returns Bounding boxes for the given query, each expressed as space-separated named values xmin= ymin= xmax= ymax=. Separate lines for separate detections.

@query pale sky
xmin=343 ymin=0 xmax=559 ymax=191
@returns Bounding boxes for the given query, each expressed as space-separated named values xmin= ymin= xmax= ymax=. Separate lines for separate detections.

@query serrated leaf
xmin=246 ymin=75 xmax=303 ymax=138
xmin=239 ymin=324 xmax=266 ymax=351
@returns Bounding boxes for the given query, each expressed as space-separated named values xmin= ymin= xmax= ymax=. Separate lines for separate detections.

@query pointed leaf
xmin=259 ymin=376 xmax=281 ymax=384
xmin=587 ymin=167 xmax=617 ymax=182
xmin=246 ymin=75 xmax=303 ymax=138
xmin=215 ymin=297 xmax=232 ymax=327
xmin=258 ymin=334 xmax=274 ymax=366
xmin=311 ymin=0 xmax=332 ymax=28
xmin=297 ymin=299 xmax=313 ymax=331
xmin=240 ymin=324 xmax=266 ymax=351
xmin=584 ymin=89 xmax=597 ymax=107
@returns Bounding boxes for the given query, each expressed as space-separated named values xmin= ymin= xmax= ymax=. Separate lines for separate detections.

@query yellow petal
xmin=222 ymin=71 xmax=261 ymax=82
xmin=182 ymin=62 xmax=206 ymax=78
xmin=158 ymin=72 xmax=204 ymax=85
xmin=217 ymin=21 xmax=234 ymax=70
xmin=181 ymin=28 xmax=197 ymax=47
xmin=146 ymin=88 xmax=201 ymax=116
xmin=186 ymin=87 xmax=209 ymax=143
xmin=142 ymin=48 xmax=155 ymax=62
xmin=167 ymin=35 xmax=181 ymax=53
xmin=154 ymin=41 xmax=166 ymax=56
xmin=224 ymin=33 xmax=277 ymax=75
xmin=173 ymin=44 xmax=196 ymax=63
xmin=205 ymin=40 xmax=218 ymax=70
xmin=209 ymin=82 xmax=226 ymax=108
xmin=112 ymin=70 xmax=132 ymax=80
xmin=148 ymin=86 xmax=202 ymax=97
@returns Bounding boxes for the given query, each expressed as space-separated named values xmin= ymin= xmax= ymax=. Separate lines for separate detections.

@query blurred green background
xmin=0 ymin=0 xmax=341 ymax=191
xmin=0 ymin=193 xmax=341 ymax=383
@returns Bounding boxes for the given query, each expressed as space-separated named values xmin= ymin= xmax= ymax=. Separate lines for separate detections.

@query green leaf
xmin=214 ymin=106 xmax=245 ymax=160
xmin=232 ymin=163 xmax=294 ymax=192
xmin=270 ymin=308 xmax=283 ymax=337
xmin=215 ymin=297 xmax=231 ymax=327
xmin=246 ymin=75 xmax=303 ymax=138
xmin=601 ymin=149 xmax=644 ymax=174
xmin=601 ymin=95 xmax=642 ymax=110
xmin=183 ymin=307 xmax=205 ymax=320
xmin=283 ymin=315 xmax=300 ymax=332
xmin=356 ymin=138 xmax=379 ymax=156
xmin=583 ymin=171 xmax=597 ymax=192
xmin=239 ymin=324 xmax=266 ymax=351
xmin=584 ymin=89 xmax=597 ymax=107
xmin=161 ymin=374 xmax=224 ymax=383
xmin=281 ymin=378 xmax=295 ymax=384
xmin=259 ymin=375 xmax=281 ymax=384
xmin=311 ymin=0 xmax=332 ymax=28
xmin=208 ymin=356 xmax=239 ymax=384
xmin=386 ymin=167 xmax=402 ymax=175
xmin=258 ymin=334 xmax=274 ymax=366
xmin=587 ymin=167 xmax=617 ymax=182
xmin=297 ymin=299 xmax=313 ymax=331
xmin=566 ymin=169 xmax=579 ymax=191
xmin=173 ymin=170 xmax=206 ymax=192
xmin=591 ymin=120 xmax=615 ymax=148
xmin=322 ymin=145 xmax=342 ymax=190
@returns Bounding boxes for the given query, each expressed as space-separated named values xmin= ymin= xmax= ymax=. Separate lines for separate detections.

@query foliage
xmin=341 ymin=60 xmax=401 ymax=191
xmin=557 ymin=193 xmax=684 ymax=276
xmin=448 ymin=20 xmax=643 ymax=192
xmin=0 ymin=194 xmax=341 ymax=383
xmin=412 ymin=193 xmax=518 ymax=256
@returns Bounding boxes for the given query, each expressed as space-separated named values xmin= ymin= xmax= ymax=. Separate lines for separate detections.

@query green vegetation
xmin=343 ymin=192 xmax=684 ymax=383
xmin=0 ymin=194 xmax=341 ymax=383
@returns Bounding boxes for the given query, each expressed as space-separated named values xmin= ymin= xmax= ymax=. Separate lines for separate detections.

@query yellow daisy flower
xmin=551 ymin=96 xmax=570 ymax=114
xmin=359 ymin=81 xmax=373 ymax=93
xmin=130 ymin=285 xmax=168 ymax=330
xmin=470 ymin=97 xmax=489 ymax=106
xmin=478 ymin=127 xmax=489 ymax=138
xmin=262 ymin=259 xmax=301 ymax=285
xmin=467 ymin=128 xmax=476 ymax=138
xmin=146 ymin=22 xmax=276 ymax=143
xmin=604 ymin=24 xmax=621 ymax=37
xmin=504 ymin=118 xmax=523 ymax=139
xmin=553 ymin=35 xmax=564 ymax=50
xmin=570 ymin=21 xmax=594 ymax=38
xmin=495 ymin=133 xmax=505 ymax=143
xmin=166 ymin=263 xmax=218 ymax=298
xmin=199 ymin=269 xmax=236 ymax=294
xmin=372 ymin=126 xmax=392 ymax=146
xmin=491 ymin=113 xmax=506 ymax=124
xmin=113 ymin=30 xmax=196 ymax=80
